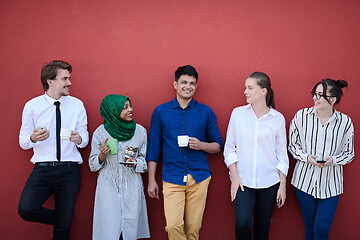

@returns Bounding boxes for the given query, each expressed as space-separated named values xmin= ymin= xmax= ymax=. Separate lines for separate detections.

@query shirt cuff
xmin=135 ymin=160 xmax=147 ymax=173
xmin=276 ymin=163 xmax=289 ymax=176
xmin=296 ymin=150 xmax=310 ymax=163
xmin=224 ymin=152 xmax=238 ymax=167
xmin=20 ymin=135 xmax=36 ymax=149
xmin=76 ymin=135 xmax=88 ymax=148
xmin=91 ymin=156 xmax=105 ymax=171
xmin=146 ymin=159 xmax=159 ymax=163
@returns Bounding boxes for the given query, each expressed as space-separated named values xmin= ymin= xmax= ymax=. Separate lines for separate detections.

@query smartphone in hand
xmin=119 ymin=161 xmax=135 ymax=165
xmin=315 ymin=156 xmax=326 ymax=163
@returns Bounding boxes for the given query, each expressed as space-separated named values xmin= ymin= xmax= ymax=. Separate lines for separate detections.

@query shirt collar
xmin=308 ymin=107 xmax=340 ymax=121
xmin=307 ymin=107 xmax=316 ymax=115
xmin=268 ymin=108 xmax=276 ymax=117
xmin=44 ymin=93 xmax=64 ymax=105
xmin=333 ymin=109 xmax=341 ymax=121
xmin=171 ymin=97 xmax=196 ymax=109
xmin=245 ymin=104 xmax=275 ymax=118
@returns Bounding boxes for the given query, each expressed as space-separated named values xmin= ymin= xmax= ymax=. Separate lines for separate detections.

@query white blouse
xmin=289 ymin=108 xmax=354 ymax=199
xmin=224 ymin=104 xmax=289 ymax=189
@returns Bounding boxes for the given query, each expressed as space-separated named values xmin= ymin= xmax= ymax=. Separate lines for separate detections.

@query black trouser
xmin=233 ymin=183 xmax=279 ymax=240
xmin=18 ymin=163 xmax=81 ymax=240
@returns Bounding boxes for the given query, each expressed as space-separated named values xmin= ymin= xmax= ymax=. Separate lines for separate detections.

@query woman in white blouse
xmin=224 ymin=72 xmax=289 ymax=240
xmin=289 ymin=79 xmax=354 ymax=240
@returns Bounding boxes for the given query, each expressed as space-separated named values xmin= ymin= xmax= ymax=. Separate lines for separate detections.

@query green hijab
xmin=100 ymin=94 xmax=136 ymax=142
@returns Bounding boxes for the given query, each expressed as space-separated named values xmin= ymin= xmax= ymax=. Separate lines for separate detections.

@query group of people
xmin=18 ymin=60 xmax=354 ymax=240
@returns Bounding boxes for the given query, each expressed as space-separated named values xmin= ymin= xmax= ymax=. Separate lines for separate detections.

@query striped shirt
xmin=289 ymin=107 xmax=354 ymax=199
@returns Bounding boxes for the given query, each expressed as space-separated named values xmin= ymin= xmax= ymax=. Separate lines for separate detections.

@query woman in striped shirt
xmin=289 ymin=79 xmax=354 ymax=240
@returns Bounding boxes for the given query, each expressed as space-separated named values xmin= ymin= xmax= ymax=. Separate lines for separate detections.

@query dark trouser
xmin=18 ymin=163 xmax=81 ymax=240
xmin=233 ymin=183 xmax=279 ymax=240
xmin=295 ymin=188 xmax=339 ymax=240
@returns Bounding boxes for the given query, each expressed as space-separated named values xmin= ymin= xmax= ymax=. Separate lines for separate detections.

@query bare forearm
xmin=98 ymin=153 xmax=107 ymax=164
xmin=148 ymin=161 xmax=158 ymax=182
xmin=201 ymin=142 xmax=221 ymax=154
xmin=228 ymin=163 xmax=240 ymax=180
xmin=279 ymin=171 xmax=286 ymax=187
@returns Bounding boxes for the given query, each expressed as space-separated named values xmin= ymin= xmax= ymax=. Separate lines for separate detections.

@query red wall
xmin=1 ymin=0 xmax=359 ymax=239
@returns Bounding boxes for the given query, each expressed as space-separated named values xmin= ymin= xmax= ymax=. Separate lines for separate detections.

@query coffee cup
xmin=106 ymin=139 xmax=119 ymax=155
xmin=178 ymin=135 xmax=189 ymax=147
xmin=60 ymin=128 xmax=72 ymax=140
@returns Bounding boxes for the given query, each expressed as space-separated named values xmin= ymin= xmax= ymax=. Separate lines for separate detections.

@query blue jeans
xmin=233 ymin=183 xmax=279 ymax=240
xmin=18 ymin=164 xmax=81 ymax=240
xmin=295 ymin=188 xmax=339 ymax=240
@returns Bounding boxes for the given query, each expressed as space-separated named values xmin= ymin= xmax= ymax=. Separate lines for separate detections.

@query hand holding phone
xmin=315 ymin=156 xmax=326 ymax=163
xmin=119 ymin=156 xmax=137 ymax=167
xmin=119 ymin=161 xmax=135 ymax=165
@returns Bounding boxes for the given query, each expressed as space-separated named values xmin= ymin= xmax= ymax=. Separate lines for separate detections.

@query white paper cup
xmin=178 ymin=135 xmax=189 ymax=147
xmin=60 ymin=128 xmax=72 ymax=140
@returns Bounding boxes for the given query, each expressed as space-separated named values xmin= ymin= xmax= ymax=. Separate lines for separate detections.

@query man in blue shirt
xmin=147 ymin=65 xmax=223 ymax=240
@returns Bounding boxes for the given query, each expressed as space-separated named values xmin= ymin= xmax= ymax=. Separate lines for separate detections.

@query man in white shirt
xmin=18 ymin=60 xmax=89 ymax=240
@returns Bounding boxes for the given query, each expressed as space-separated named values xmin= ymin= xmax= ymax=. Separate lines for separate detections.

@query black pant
xmin=18 ymin=164 xmax=81 ymax=240
xmin=233 ymin=183 xmax=279 ymax=240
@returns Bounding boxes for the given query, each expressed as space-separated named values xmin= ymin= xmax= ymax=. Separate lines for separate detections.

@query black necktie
xmin=54 ymin=101 xmax=61 ymax=161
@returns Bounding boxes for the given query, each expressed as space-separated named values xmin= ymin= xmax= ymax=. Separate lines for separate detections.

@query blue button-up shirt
xmin=146 ymin=97 xmax=223 ymax=185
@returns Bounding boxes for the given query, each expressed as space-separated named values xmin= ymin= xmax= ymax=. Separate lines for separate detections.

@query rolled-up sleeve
xmin=19 ymin=102 xmax=36 ymax=150
xmin=332 ymin=117 xmax=354 ymax=165
xmin=288 ymin=112 xmax=309 ymax=163
xmin=224 ymin=110 xmax=238 ymax=167
xmin=89 ymin=128 xmax=104 ymax=172
xmin=146 ymin=107 xmax=162 ymax=163
xmin=76 ymin=102 xmax=89 ymax=148
xmin=275 ymin=115 xmax=289 ymax=176
xmin=135 ymin=129 xmax=148 ymax=173
xmin=206 ymin=109 xmax=223 ymax=149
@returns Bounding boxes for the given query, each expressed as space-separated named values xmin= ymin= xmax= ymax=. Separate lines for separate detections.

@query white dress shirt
xmin=289 ymin=108 xmax=354 ymax=199
xmin=224 ymin=104 xmax=289 ymax=189
xmin=19 ymin=93 xmax=89 ymax=163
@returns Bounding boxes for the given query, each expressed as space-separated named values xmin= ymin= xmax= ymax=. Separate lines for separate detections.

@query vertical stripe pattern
xmin=289 ymin=108 xmax=354 ymax=199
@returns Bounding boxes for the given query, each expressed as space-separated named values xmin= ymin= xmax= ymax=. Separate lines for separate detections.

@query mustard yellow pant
xmin=162 ymin=174 xmax=211 ymax=240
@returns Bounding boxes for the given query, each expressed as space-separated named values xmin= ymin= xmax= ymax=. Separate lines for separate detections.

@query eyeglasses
xmin=311 ymin=91 xmax=334 ymax=100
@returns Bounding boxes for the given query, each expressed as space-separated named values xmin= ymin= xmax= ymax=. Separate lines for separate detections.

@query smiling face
xmin=313 ymin=84 xmax=335 ymax=111
xmin=244 ymin=77 xmax=266 ymax=104
xmin=120 ymin=100 xmax=133 ymax=121
xmin=173 ymin=74 xmax=197 ymax=101
xmin=47 ymin=69 xmax=71 ymax=99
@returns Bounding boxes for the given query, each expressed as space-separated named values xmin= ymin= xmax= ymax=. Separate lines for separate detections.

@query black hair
xmin=175 ymin=65 xmax=198 ymax=82
xmin=311 ymin=78 xmax=348 ymax=105
xmin=248 ymin=72 xmax=275 ymax=109
xmin=41 ymin=60 xmax=72 ymax=91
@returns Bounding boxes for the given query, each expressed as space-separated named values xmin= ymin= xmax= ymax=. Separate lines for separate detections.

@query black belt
xmin=35 ymin=162 xmax=78 ymax=167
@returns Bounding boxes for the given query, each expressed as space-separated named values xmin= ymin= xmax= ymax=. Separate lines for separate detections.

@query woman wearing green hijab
xmin=89 ymin=94 xmax=150 ymax=240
